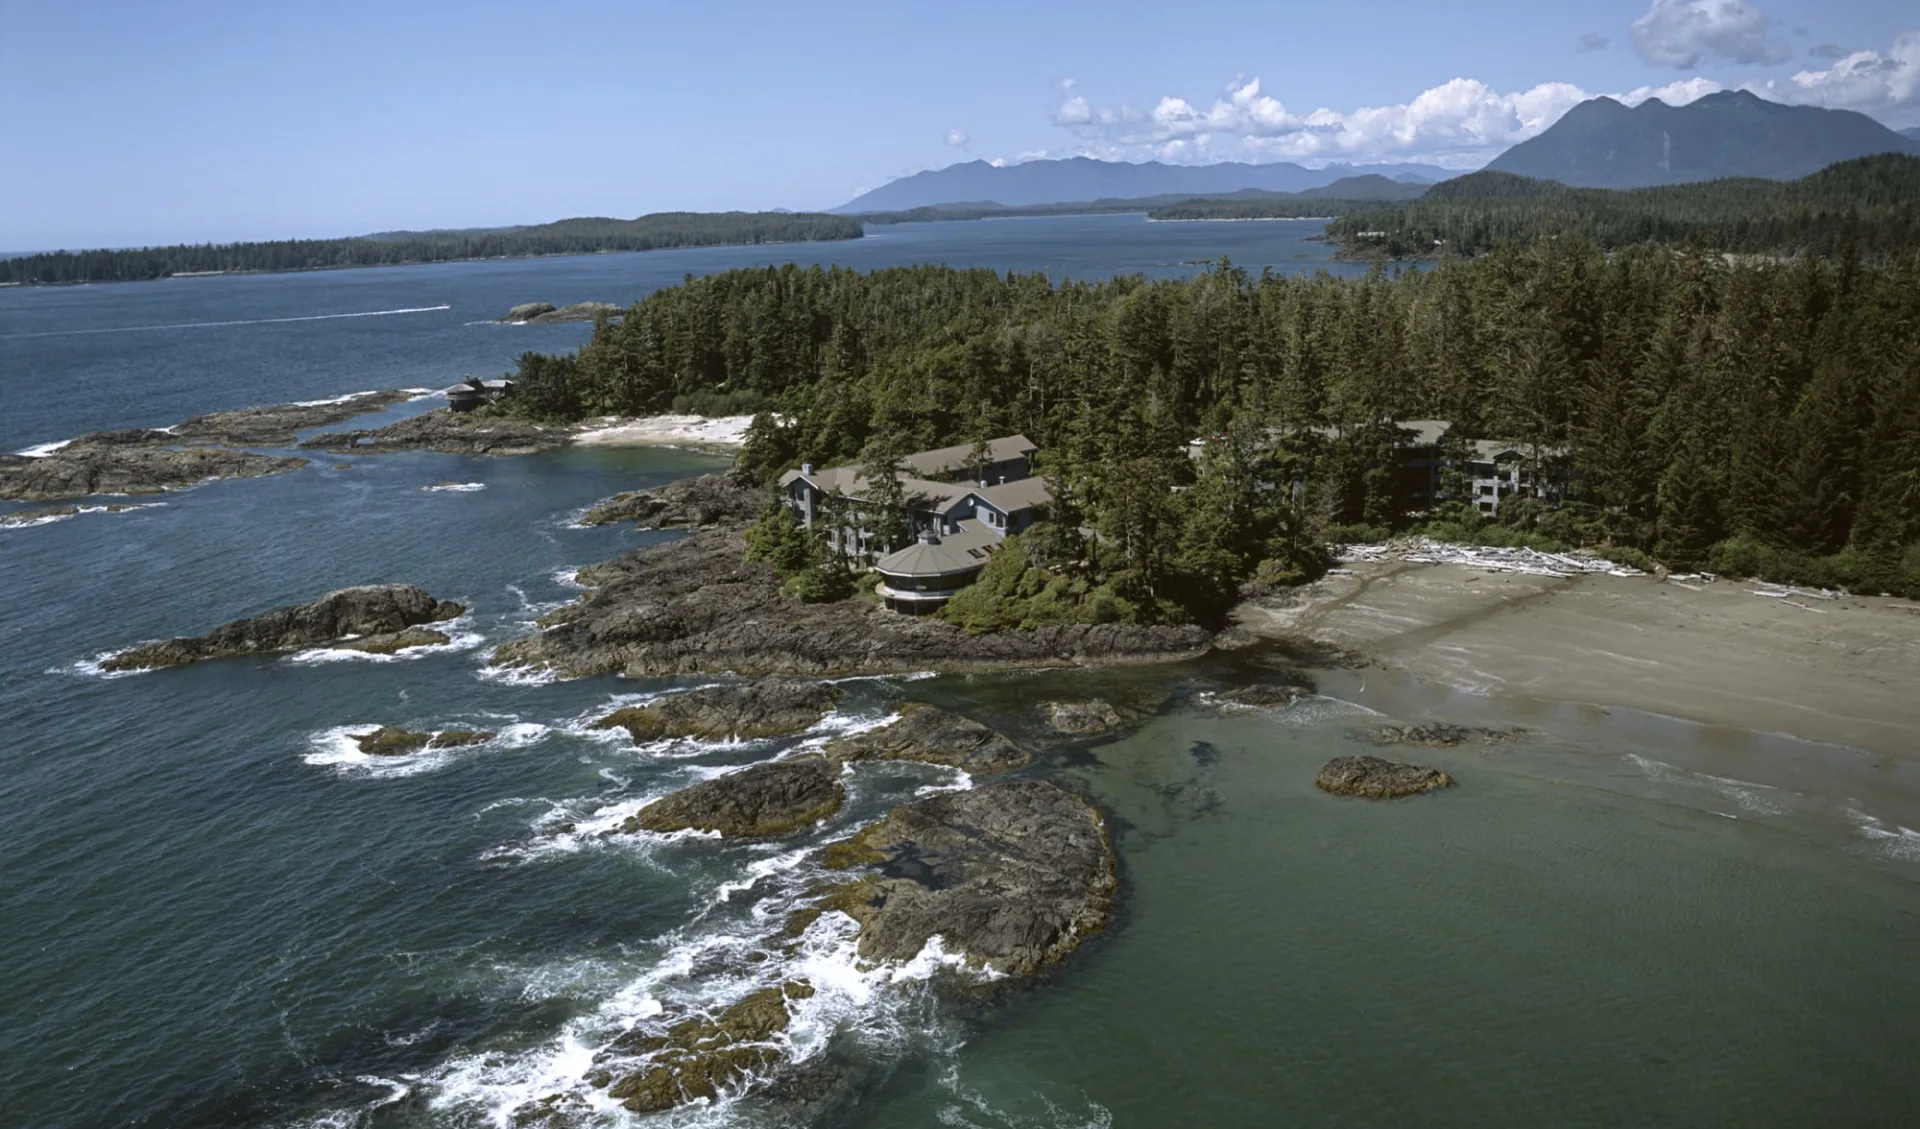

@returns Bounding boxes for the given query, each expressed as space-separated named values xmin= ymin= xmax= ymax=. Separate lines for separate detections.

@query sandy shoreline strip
xmin=571 ymin=414 xmax=753 ymax=451
xmin=1237 ymin=560 xmax=1920 ymax=759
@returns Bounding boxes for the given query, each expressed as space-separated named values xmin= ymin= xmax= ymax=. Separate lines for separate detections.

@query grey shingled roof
xmin=898 ymin=434 xmax=1037 ymax=479
xmin=872 ymin=522 xmax=1005 ymax=579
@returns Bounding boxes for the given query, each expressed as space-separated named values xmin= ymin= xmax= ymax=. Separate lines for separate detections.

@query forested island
xmin=1 ymin=211 xmax=863 ymax=285
xmin=486 ymin=245 xmax=1920 ymax=625
xmin=1318 ymin=155 xmax=1920 ymax=258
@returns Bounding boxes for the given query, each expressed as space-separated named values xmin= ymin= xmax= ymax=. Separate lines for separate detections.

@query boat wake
xmin=0 ymin=305 xmax=454 ymax=340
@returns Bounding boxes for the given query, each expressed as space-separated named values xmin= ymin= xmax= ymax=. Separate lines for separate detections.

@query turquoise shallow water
xmin=2 ymin=221 xmax=1917 ymax=1128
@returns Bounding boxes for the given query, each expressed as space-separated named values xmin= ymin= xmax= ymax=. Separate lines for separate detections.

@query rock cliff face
xmin=0 ymin=443 xmax=307 ymax=502
xmin=1315 ymin=755 xmax=1454 ymax=798
xmin=300 ymin=409 xmax=567 ymax=456
xmin=801 ymin=780 xmax=1117 ymax=978
xmin=617 ymin=757 xmax=845 ymax=838
xmin=102 ymin=585 xmax=464 ymax=671
xmin=823 ymin=705 xmax=1030 ymax=773
xmin=579 ymin=472 xmax=765 ymax=529
xmin=593 ymin=679 xmax=841 ymax=742
xmin=493 ymin=528 xmax=1212 ymax=678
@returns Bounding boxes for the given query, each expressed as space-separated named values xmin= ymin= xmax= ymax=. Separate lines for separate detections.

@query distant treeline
xmin=1 ymin=212 xmax=865 ymax=285
xmin=1146 ymin=198 xmax=1406 ymax=221
xmin=1322 ymin=155 xmax=1920 ymax=257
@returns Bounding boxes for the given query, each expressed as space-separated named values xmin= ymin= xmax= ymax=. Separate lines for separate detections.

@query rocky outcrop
xmin=1361 ymin=724 xmax=1524 ymax=748
xmin=101 ymin=584 xmax=465 ymax=671
xmin=1041 ymin=688 xmax=1168 ymax=735
xmin=165 ymin=390 xmax=415 ymax=447
xmin=1315 ymin=755 xmax=1454 ymax=798
xmin=575 ymin=981 xmax=815 ymax=1114
xmin=332 ymin=626 xmax=453 ymax=654
xmin=796 ymin=780 xmax=1116 ymax=978
xmin=355 ymin=726 xmax=495 ymax=756
xmin=499 ymin=301 xmax=623 ymax=325
xmin=616 ymin=757 xmax=845 ymax=838
xmin=823 ymin=705 xmax=1029 ymax=773
xmin=493 ymin=527 xmax=1212 ymax=679
xmin=0 ymin=443 xmax=307 ymax=502
xmin=300 ymin=408 xmax=567 ymax=456
xmin=579 ymin=472 xmax=765 ymax=529
xmin=593 ymin=679 xmax=841 ymax=743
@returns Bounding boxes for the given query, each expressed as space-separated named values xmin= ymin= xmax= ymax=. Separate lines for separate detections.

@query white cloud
xmin=1760 ymin=33 xmax=1920 ymax=117
xmin=1617 ymin=76 xmax=1727 ymax=106
xmin=1630 ymin=0 xmax=1788 ymax=68
xmin=944 ymin=127 xmax=971 ymax=148
xmin=1053 ymin=95 xmax=1093 ymax=126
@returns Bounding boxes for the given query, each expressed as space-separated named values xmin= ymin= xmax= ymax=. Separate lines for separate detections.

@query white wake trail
xmin=0 ymin=305 xmax=453 ymax=339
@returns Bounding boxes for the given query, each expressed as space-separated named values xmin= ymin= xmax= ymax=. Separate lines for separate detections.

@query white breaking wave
xmin=0 ymin=305 xmax=453 ymax=340
xmin=288 ymin=612 xmax=484 ymax=665
xmin=290 ymin=389 xmax=404 ymax=408
xmin=423 ymin=482 xmax=486 ymax=493
xmin=304 ymin=723 xmax=549 ymax=779
xmin=13 ymin=439 xmax=72 ymax=457
xmin=1625 ymin=754 xmax=1788 ymax=816
xmin=1847 ymin=808 xmax=1920 ymax=863
xmin=1 ymin=502 xmax=167 ymax=529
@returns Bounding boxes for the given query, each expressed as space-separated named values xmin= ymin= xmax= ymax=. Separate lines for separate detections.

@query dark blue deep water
xmin=2 ymin=219 xmax=1916 ymax=1129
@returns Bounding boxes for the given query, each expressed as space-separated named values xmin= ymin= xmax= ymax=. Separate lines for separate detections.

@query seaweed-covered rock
xmin=355 ymin=726 xmax=496 ymax=756
xmin=300 ymin=408 xmax=566 ymax=456
xmin=579 ymin=472 xmax=764 ymax=529
xmin=823 ymin=705 xmax=1029 ymax=773
xmin=578 ymin=981 xmax=815 ymax=1114
xmin=593 ymin=679 xmax=841 ymax=743
xmin=101 ymin=585 xmax=465 ymax=671
xmin=1362 ymin=724 xmax=1523 ymax=748
xmin=617 ymin=757 xmax=844 ymax=838
xmin=799 ymin=779 xmax=1115 ymax=978
xmin=1315 ymin=755 xmax=1454 ymax=798
xmin=1043 ymin=699 xmax=1126 ymax=735
xmin=490 ymin=526 xmax=1212 ymax=679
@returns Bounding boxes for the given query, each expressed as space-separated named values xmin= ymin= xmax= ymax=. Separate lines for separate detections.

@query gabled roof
xmin=972 ymin=476 xmax=1051 ymax=514
xmin=779 ymin=466 xmax=972 ymax=508
xmin=873 ymin=521 xmax=1005 ymax=578
xmin=899 ymin=434 xmax=1037 ymax=479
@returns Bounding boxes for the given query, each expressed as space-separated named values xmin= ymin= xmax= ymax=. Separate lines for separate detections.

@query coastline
xmin=1235 ymin=560 xmax=1920 ymax=759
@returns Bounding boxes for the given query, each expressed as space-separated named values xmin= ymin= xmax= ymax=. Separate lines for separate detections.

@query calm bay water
xmin=1 ymin=218 xmax=1915 ymax=1129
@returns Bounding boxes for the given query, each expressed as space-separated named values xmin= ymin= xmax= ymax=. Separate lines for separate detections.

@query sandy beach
xmin=571 ymin=413 xmax=753 ymax=450
xmin=1237 ymin=561 xmax=1920 ymax=758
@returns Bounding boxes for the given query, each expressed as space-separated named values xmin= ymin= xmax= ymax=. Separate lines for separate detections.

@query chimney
xmin=801 ymin=462 xmax=814 ymax=476
xmin=998 ymin=475 xmax=1006 ymax=485
xmin=918 ymin=529 xmax=940 ymax=544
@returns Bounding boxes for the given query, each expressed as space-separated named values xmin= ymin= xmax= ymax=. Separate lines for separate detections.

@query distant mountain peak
xmin=1487 ymin=93 xmax=1920 ymax=189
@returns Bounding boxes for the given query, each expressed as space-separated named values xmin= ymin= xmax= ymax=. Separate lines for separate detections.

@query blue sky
xmin=2 ymin=0 xmax=1914 ymax=248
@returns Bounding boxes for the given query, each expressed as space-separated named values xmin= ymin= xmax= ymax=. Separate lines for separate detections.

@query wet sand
xmin=1236 ymin=562 xmax=1920 ymax=759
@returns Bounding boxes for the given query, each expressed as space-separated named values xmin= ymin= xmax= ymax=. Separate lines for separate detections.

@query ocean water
xmin=2 ymin=221 xmax=1916 ymax=1129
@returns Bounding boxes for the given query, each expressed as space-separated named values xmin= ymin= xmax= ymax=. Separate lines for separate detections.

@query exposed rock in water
xmin=797 ymin=779 xmax=1116 ymax=978
xmin=578 ymin=471 xmax=765 ymax=529
xmin=493 ymin=526 xmax=1212 ymax=678
xmin=300 ymin=408 xmax=567 ymax=456
xmin=615 ymin=757 xmax=845 ymax=838
xmin=1211 ymin=681 xmax=1310 ymax=709
xmin=165 ymin=390 xmax=414 ymax=447
xmin=355 ymin=726 xmax=496 ymax=756
xmin=593 ymin=678 xmax=841 ymax=742
xmin=1315 ymin=755 xmax=1454 ymax=798
xmin=333 ymin=626 xmax=453 ymax=655
xmin=1041 ymin=688 xmax=1168 ymax=735
xmin=574 ymin=981 xmax=815 ymax=1114
xmin=499 ymin=301 xmax=623 ymax=325
xmin=101 ymin=584 xmax=465 ymax=671
xmin=1361 ymin=724 xmax=1524 ymax=748
xmin=1 ymin=505 xmax=81 ymax=526
xmin=823 ymin=704 xmax=1029 ymax=773
xmin=0 ymin=443 xmax=307 ymax=502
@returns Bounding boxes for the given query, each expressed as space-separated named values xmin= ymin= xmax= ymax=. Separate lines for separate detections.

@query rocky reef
xmin=102 ymin=584 xmax=465 ymax=671
xmin=1 ymin=442 xmax=307 ymax=502
xmin=165 ymin=390 xmax=415 ymax=447
xmin=300 ymin=408 xmax=567 ymax=456
xmin=798 ymin=779 xmax=1117 ymax=978
xmin=615 ymin=757 xmax=845 ymax=838
xmin=1315 ymin=755 xmax=1455 ymax=798
xmin=498 ymin=301 xmax=623 ymax=325
xmin=823 ymin=704 xmax=1029 ymax=773
xmin=493 ymin=528 xmax=1212 ymax=679
xmin=354 ymin=726 xmax=495 ymax=756
xmin=1040 ymin=687 xmax=1169 ymax=735
xmin=1360 ymin=724 xmax=1524 ymax=748
xmin=593 ymin=679 xmax=842 ymax=743
xmin=578 ymin=471 xmax=765 ymax=529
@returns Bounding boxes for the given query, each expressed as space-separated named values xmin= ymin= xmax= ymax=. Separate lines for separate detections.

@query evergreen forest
xmin=491 ymin=244 xmax=1920 ymax=622
xmin=1 ymin=212 xmax=863 ymax=285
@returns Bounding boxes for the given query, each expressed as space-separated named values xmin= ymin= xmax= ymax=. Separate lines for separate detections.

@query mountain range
xmin=834 ymin=158 xmax=1445 ymax=213
xmin=1485 ymin=90 xmax=1920 ymax=188
xmin=841 ymin=93 xmax=1920 ymax=211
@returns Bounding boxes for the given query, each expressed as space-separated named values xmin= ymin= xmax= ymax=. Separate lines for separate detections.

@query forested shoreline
xmin=1321 ymin=155 xmax=1920 ymax=258
xmin=491 ymin=246 xmax=1920 ymax=620
xmin=1 ymin=212 xmax=863 ymax=285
